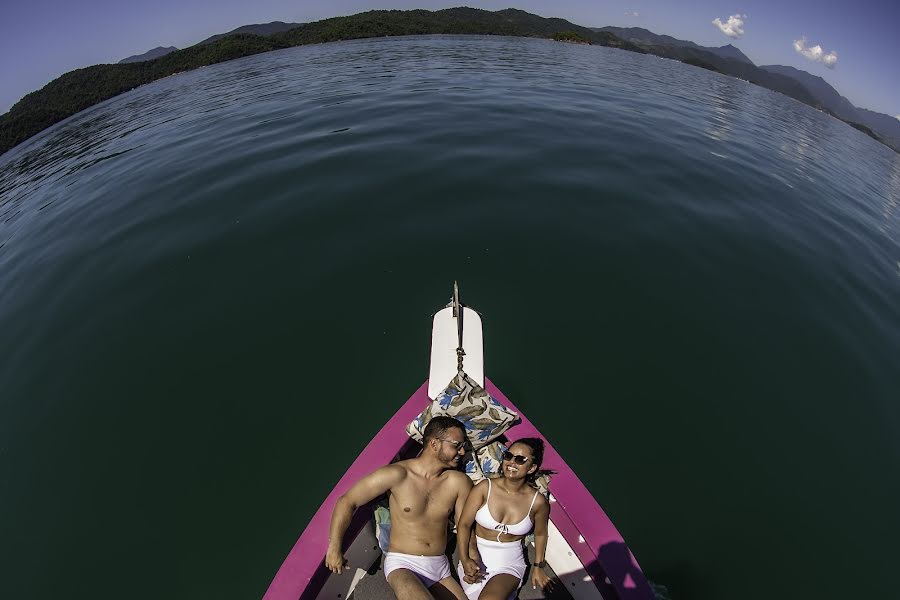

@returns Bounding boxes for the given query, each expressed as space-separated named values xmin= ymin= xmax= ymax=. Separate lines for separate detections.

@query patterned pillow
xmin=534 ymin=472 xmax=553 ymax=497
xmin=407 ymin=371 xmax=518 ymax=451
xmin=464 ymin=440 xmax=506 ymax=483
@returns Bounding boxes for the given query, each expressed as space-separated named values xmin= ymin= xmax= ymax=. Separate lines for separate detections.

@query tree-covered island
xmin=552 ymin=31 xmax=592 ymax=44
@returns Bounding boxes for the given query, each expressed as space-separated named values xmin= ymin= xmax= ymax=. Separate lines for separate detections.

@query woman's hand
xmin=461 ymin=557 xmax=484 ymax=584
xmin=531 ymin=566 xmax=553 ymax=592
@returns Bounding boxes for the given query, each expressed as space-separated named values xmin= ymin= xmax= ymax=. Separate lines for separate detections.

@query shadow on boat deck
xmin=347 ymin=543 xmax=575 ymax=600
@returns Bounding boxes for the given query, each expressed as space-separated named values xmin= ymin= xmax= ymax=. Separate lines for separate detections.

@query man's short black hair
xmin=423 ymin=415 xmax=466 ymax=443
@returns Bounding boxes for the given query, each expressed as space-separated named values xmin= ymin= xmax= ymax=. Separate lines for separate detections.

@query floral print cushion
xmin=406 ymin=371 xmax=518 ymax=451
xmin=464 ymin=440 xmax=505 ymax=483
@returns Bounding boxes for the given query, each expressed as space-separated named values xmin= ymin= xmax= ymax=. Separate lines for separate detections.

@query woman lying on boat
xmin=456 ymin=438 xmax=553 ymax=600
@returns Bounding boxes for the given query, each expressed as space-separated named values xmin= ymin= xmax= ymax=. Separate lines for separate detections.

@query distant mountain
xmin=589 ymin=25 xmax=898 ymax=152
xmin=197 ymin=21 xmax=304 ymax=46
xmin=760 ymin=65 xmax=858 ymax=119
xmin=118 ymin=46 xmax=178 ymax=64
xmin=712 ymin=44 xmax=753 ymax=64
xmin=855 ymin=108 xmax=900 ymax=146
xmin=761 ymin=65 xmax=900 ymax=148
xmin=635 ymin=43 xmax=818 ymax=106
xmin=592 ymin=26 xmax=753 ymax=64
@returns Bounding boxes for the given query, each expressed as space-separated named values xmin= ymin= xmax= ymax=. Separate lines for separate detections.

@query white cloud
xmin=712 ymin=14 xmax=747 ymax=38
xmin=793 ymin=37 xmax=838 ymax=69
xmin=624 ymin=10 xmax=640 ymax=17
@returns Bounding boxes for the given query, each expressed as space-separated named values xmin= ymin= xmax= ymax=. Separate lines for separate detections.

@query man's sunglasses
xmin=439 ymin=438 xmax=471 ymax=451
xmin=502 ymin=451 xmax=530 ymax=465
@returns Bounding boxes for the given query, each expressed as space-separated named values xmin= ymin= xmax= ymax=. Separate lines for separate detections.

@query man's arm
xmin=325 ymin=464 xmax=404 ymax=574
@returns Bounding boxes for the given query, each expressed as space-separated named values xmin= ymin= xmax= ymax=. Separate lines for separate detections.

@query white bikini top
xmin=474 ymin=479 xmax=539 ymax=541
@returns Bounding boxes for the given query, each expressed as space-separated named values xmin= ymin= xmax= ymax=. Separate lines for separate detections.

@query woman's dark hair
xmin=509 ymin=437 xmax=544 ymax=484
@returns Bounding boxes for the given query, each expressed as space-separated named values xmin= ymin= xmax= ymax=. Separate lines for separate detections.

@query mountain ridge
xmin=592 ymin=26 xmax=754 ymax=64
xmin=2 ymin=8 xmax=897 ymax=156
xmin=196 ymin=21 xmax=305 ymax=46
xmin=760 ymin=64 xmax=900 ymax=146
xmin=589 ymin=25 xmax=897 ymax=150
xmin=118 ymin=46 xmax=178 ymax=64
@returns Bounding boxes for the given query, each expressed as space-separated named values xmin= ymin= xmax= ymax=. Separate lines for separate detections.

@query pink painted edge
xmin=262 ymin=378 xmax=653 ymax=600
xmin=485 ymin=380 xmax=654 ymax=599
xmin=262 ymin=381 xmax=432 ymax=600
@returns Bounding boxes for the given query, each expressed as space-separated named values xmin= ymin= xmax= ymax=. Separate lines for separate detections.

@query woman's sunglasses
xmin=502 ymin=451 xmax=530 ymax=465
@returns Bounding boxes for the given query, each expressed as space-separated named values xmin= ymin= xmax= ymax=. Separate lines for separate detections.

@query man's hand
xmin=325 ymin=546 xmax=348 ymax=574
xmin=531 ymin=566 xmax=553 ymax=592
xmin=461 ymin=557 xmax=484 ymax=584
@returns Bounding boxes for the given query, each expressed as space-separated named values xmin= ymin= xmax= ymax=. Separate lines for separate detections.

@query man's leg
xmin=430 ymin=576 xmax=468 ymax=600
xmin=386 ymin=568 xmax=434 ymax=600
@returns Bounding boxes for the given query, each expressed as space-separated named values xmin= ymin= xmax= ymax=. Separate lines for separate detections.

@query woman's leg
xmin=477 ymin=574 xmax=520 ymax=600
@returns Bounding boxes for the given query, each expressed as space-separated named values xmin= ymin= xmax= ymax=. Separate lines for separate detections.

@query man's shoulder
xmin=371 ymin=462 xmax=408 ymax=482
xmin=443 ymin=469 xmax=473 ymax=488
xmin=388 ymin=459 xmax=415 ymax=473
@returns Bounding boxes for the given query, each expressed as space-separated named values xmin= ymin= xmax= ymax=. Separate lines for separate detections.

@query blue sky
xmin=2 ymin=0 xmax=898 ymax=118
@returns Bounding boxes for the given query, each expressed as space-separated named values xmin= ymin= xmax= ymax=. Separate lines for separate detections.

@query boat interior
xmin=341 ymin=437 xmax=578 ymax=600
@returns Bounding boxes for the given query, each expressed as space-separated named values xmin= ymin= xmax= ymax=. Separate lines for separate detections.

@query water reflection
xmin=883 ymin=155 xmax=900 ymax=237
xmin=704 ymin=76 xmax=739 ymax=143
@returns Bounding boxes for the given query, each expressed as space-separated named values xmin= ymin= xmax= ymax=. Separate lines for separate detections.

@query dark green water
xmin=1 ymin=35 xmax=898 ymax=600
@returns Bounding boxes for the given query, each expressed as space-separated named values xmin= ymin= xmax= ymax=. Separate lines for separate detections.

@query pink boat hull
xmin=263 ymin=379 xmax=654 ymax=600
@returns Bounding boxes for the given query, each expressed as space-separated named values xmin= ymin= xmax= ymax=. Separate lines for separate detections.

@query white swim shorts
xmin=383 ymin=551 xmax=452 ymax=588
xmin=457 ymin=537 xmax=526 ymax=600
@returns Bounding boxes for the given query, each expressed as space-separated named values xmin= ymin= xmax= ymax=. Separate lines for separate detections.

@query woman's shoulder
xmin=530 ymin=487 xmax=550 ymax=508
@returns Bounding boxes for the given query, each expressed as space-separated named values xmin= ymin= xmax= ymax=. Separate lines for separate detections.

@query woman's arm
xmin=468 ymin=527 xmax=479 ymax=561
xmin=457 ymin=480 xmax=487 ymax=582
xmin=530 ymin=495 xmax=554 ymax=591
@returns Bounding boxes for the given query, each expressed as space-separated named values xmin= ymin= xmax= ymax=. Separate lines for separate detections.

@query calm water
xmin=1 ymin=35 xmax=898 ymax=600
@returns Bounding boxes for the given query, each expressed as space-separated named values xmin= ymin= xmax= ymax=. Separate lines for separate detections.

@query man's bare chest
xmin=389 ymin=478 xmax=455 ymax=519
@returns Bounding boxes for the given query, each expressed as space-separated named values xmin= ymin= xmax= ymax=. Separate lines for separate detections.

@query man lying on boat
xmin=326 ymin=415 xmax=473 ymax=599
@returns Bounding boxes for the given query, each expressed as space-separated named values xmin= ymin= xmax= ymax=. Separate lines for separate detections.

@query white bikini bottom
xmin=457 ymin=537 xmax=526 ymax=600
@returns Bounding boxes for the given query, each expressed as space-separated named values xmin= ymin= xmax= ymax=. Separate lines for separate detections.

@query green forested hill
xmin=268 ymin=8 xmax=639 ymax=48
xmin=0 ymin=34 xmax=290 ymax=155
xmin=0 ymin=8 xmax=643 ymax=156
xmin=1 ymin=8 xmax=896 ymax=156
